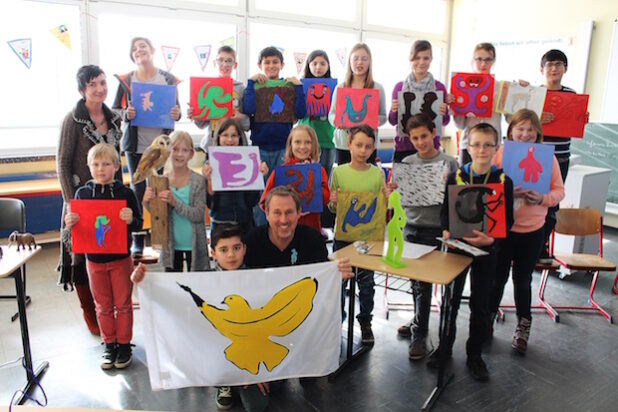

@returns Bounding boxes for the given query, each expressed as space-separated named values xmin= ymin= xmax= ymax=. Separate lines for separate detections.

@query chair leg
xmin=613 ymin=274 xmax=618 ymax=295
xmin=537 ymin=269 xmax=560 ymax=322
xmin=588 ymin=271 xmax=613 ymax=324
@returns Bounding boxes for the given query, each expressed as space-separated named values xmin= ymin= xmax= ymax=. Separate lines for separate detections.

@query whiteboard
xmin=601 ymin=20 xmax=618 ymax=124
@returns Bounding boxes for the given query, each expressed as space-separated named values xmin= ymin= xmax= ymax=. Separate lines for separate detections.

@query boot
xmin=75 ymin=283 xmax=100 ymax=335
xmin=512 ymin=317 xmax=531 ymax=354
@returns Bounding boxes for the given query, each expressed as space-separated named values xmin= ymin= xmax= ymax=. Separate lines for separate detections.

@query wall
xmin=449 ymin=0 xmax=618 ymax=121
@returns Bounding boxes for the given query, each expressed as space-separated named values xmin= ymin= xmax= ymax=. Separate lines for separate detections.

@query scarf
xmin=402 ymin=71 xmax=436 ymax=94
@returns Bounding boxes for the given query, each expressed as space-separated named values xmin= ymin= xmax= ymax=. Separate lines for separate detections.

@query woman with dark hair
xmin=57 ymin=64 xmax=123 ymax=335
xmin=112 ymin=36 xmax=181 ymax=257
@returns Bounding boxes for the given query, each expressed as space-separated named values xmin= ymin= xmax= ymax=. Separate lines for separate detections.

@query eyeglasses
xmin=351 ymin=56 xmax=370 ymax=63
xmin=216 ymin=58 xmax=235 ymax=65
xmin=544 ymin=61 xmax=565 ymax=69
xmin=468 ymin=143 xmax=496 ymax=150
xmin=473 ymin=57 xmax=494 ymax=64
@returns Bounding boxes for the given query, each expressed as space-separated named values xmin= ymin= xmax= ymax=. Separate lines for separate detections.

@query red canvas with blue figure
xmin=334 ymin=88 xmax=379 ymax=129
xmin=301 ymin=78 xmax=337 ymax=118
xmin=70 ymin=200 xmax=128 ymax=254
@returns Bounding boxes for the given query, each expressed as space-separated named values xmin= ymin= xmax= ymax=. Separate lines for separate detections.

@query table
xmin=330 ymin=241 xmax=472 ymax=411
xmin=0 ymin=245 xmax=49 ymax=405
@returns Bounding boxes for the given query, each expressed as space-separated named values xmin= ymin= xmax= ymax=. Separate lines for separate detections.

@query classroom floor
xmin=1 ymin=231 xmax=617 ymax=412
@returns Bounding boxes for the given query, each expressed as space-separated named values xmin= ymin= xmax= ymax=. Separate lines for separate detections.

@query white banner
xmin=138 ymin=262 xmax=341 ymax=390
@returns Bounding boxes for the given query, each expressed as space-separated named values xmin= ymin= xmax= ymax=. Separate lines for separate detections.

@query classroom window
xmin=0 ymin=0 xmax=82 ymax=156
xmin=248 ymin=22 xmax=358 ymax=80
xmin=252 ymin=0 xmax=358 ymax=22
xmin=365 ymin=0 xmax=447 ymax=34
xmin=97 ymin=6 xmax=238 ymax=136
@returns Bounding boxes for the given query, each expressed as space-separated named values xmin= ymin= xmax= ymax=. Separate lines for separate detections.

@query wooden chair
xmin=544 ymin=208 xmax=615 ymax=323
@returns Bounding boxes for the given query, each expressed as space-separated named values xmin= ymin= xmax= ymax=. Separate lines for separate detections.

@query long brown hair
xmin=507 ymin=109 xmax=544 ymax=143
xmin=344 ymin=43 xmax=374 ymax=88
xmin=284 ymin=125 xmax=320 ymax=162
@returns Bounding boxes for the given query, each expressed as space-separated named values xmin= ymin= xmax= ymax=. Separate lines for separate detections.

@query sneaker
xmin=426 ymin=347 xmax=452 ymax=369
xmin=360 ymin=323 xmax=374 ymax=345
xmin=466 ymin=356 xmax=489 ymax=381
xmin=397 ymin=322 xmax=412 ymax=338
xmin=408 ymin=336 xmax=428 ymax=360
xmin=101 ymin=343 xmax=117 ymax=370
xmin=114 ymin=343 xmax=133 ymax=369
xmin=215 ymin=386 xmax=233 ymax=410
xmin=512 ymin=317 xmax=531 ymax=354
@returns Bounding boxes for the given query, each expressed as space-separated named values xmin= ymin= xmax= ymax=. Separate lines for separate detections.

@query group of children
xmin=63 ymin=37 xmax=576 ymax=410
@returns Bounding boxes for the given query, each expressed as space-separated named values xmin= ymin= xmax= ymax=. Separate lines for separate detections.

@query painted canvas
xmin=131 ymin=82 xmax=176 ymax=129
xmin=397 ymin=90 xmax=444 ymax=138
xmin=70 ymin=199 xmax=127 ymax=254
xmin=190 ymin=77 xmax=234 ymax=121
xmin=334 ymin=88 xmax=379 ymax=129
xmin=208 ymin=146 xmax=264 ymax=191
xmin=541 ymin=91 xmax=589 ymax=138
xmin=450 ymin=72 xmax=494 ymax=118
xmin=448 ymin=184 xmax=506 ymax=239
xmin=335 ymin=191 xmax=386 ymax=242
xmin=301 ymin=78 xmax=337 ymax=118
xmin=495 ymin=81 xmax=547 ymax=117
xmin=254 ymin=80 xmax=296 ymax=123
xmin=391 ymin=161 xmax=450 ymax=207
xmin=274 ymin=163 xmax=323 ymax=213
xmin=502 ymin=140 xmax=554 ymax=194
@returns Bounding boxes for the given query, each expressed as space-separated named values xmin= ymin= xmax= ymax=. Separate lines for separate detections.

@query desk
xmin=0 ymin=245 xmax=49 ymax=405
xmin=330 ymin=241 xmax=472 ymax=411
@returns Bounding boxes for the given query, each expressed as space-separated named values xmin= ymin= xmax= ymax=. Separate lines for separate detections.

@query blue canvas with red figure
xmin=502 ymin=140 xmax=554 ymax=194
xmin=301 ymin=78 xmax=337 ymax=118
xmin=70 ymin=199 xmax=128 ymax=254
xmin=274 ymin=163 xmax=323 ymax=213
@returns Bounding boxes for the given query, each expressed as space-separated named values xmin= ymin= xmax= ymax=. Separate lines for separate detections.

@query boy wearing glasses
xmin=431 ymin=123 xmax=513 ymax=381
xmin=538 ymin=49 xmax=577 ymax=262
xmin=189 ymin=46 xmax=250 ymax=151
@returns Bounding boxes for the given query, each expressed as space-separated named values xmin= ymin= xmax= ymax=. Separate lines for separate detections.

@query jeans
xmin=86 ymin=256 xmax=134 ymax=344
xmin=334 ymin=240 xmax=375 ymax=325
xmin=319 ymin=148 xmax=335 ymax=181
xmin=254 ymin=148 xmax=285 ymax=227
xmin=404 ymin=226 xmax=442 ymax=338
xmin=490 ymin=227 xmax=545 ymax=320
xmin=440 ymin=250 xmax=496 ymax=357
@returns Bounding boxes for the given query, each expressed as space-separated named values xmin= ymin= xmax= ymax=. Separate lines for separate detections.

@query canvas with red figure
xmin=502 ymin=140 xmax=554 ymax=194
xmin=301 ymin=78 xmax=337 ymax=118
xmin=274 ymin=163 xmax=323 ymax=213
xmin=190 ymin=77 xmax=234 ymax=121
xmin=70 ymin=199 xmax=128 ymax=254
xmin=448 ymin=183 xmax=506 ymax=239
xmin=450 ymin=72 xmax=494 ymax=118
xmin=541 ymin=91 xmax=589 ymax=138
xmin=334 ymin=88 xmax=379 ymax=129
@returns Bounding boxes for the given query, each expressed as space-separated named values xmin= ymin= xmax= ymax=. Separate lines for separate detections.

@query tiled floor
xmin=1 ymin=230 xmax=617 ymax=411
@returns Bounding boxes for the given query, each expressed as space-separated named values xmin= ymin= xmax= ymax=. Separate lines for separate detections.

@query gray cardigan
xmin=158 ymin=171 xmax=209 ymax=271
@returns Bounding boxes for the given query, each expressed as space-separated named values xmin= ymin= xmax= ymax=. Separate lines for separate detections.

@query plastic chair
xmin=544 ymin=208 xmax=615 ymax=323
xmin=0 ymin=197 xmax=31 ymax=321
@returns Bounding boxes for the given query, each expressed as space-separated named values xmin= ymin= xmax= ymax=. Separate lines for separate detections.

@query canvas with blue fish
xmin=502 ymin=140 xmax=554 ymax=194
xmin=335 ymin=191 xmax=386 ymax=242
xmin=254 ymin=80 xmax=296 ymax=123
xmin=274 ymin=163 xmax=323 ymax=213
xmin=131 ymin=82 xmax=177 ymax=129
xmin=301 ymin=78 xmax=337 ymax=118
xmin=334 ymin=88 xmax=379 ymax=129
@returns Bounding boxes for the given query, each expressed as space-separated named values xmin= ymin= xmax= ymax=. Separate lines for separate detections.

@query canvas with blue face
xmin=131 ymin=82 xmax=177 ymax=129
xmin=301 ymin=78 xmax=337 ymax=117
xmin=502 ymin=140 xmax=555 ymax=194
xmin=274 ymin=163 xmax=323 ymax=213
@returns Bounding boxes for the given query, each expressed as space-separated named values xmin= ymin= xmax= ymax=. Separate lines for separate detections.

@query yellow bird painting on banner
xmin=335 ymin=191 xmax=386 ymax=242
xmin=137 ymin=262 xmax=341 ymax=390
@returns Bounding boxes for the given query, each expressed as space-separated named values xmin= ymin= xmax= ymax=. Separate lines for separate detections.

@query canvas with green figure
xmin=382 ymin=191 xmax=407 ymax=268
